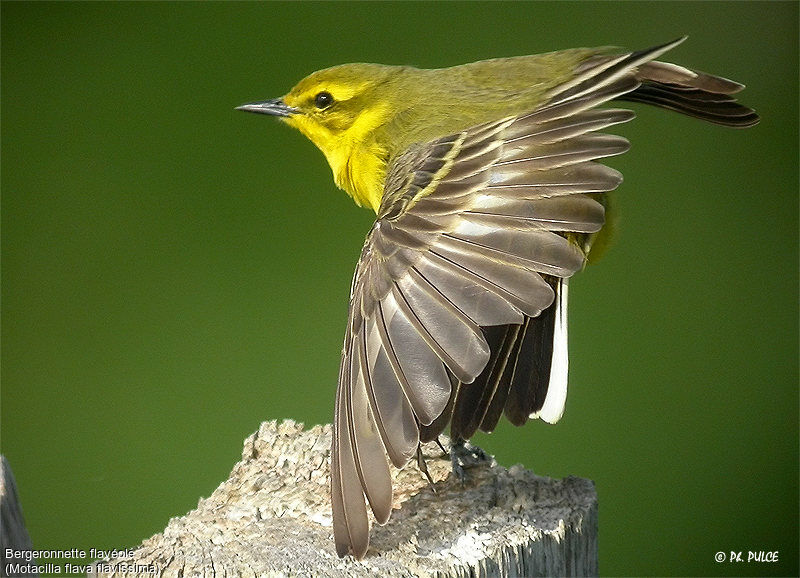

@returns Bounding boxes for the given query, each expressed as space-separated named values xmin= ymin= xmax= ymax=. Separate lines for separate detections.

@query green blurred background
xmin=2 ymin=2 xmax=797 ymax=576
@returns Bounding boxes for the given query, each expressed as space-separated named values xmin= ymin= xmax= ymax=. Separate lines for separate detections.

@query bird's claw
xmin=449 ymin=439 xmax=491 ymax=484
xmin=416 ymin=445 xmax=436 ymax=492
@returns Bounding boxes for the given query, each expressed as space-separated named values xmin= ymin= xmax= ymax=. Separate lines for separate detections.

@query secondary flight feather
xmin=237 ymin=37 xmax=758 ymax=559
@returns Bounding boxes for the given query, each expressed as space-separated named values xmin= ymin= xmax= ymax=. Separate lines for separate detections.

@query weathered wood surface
xmin=1 ymin=455 xmax=39 ymax=578
xmin=90 ymin=420 xmax=597 ymax=577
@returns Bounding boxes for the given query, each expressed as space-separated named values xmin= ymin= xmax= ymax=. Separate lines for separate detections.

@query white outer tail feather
xmin=536 ymin=278 xmax=569 ymax=424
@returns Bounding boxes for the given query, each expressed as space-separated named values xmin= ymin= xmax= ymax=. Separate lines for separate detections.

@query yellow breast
xmin=326 ymin=143 xmax=386 ymax=212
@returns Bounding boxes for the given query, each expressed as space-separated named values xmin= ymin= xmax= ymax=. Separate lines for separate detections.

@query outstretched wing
xmin=331 ymin=69 xmax=635 ymax=562
xmin=330 ymin=38 xmax=757 ymax=559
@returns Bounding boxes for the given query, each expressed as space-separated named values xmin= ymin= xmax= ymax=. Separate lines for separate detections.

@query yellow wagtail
xmin=237 ymin=37 xmax=758 ymax=559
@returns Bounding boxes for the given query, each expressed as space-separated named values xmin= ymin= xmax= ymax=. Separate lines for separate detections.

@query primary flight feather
xmin=237 ymin=37 xmax=758 ymax=559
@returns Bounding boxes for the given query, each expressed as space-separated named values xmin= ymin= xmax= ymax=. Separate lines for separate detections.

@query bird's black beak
xmin=235 ymin=98 xmax=298 ymax=117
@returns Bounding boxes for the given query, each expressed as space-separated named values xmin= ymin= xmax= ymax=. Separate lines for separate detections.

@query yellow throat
xmin=285 ymin=105 xmax=390 ymax=213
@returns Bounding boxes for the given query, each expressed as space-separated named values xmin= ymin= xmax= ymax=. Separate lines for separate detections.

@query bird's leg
xmin=416 ymin=444 xmax=436 ymax=492
xmin=434 ymin=437 xmax=448 ymax=457
xmin=449 ymin=437 xmax=491 ymax=484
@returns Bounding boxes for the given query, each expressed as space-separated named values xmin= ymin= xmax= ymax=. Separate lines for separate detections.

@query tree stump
xmin=87 ymin=420 xmax=597 ymax=577
xmin=1 ymin=456 xmax=38 ymax=577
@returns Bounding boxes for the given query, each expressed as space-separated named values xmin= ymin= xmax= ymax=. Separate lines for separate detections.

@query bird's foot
xmin=450 ymin=438 xmax=492 ymax=484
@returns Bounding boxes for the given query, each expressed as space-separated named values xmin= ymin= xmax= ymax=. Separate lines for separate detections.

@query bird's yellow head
xmin=238 ymin=64 xmax=405 ymax=211
xmin=282 ymin=64 xmax=398 ymax=146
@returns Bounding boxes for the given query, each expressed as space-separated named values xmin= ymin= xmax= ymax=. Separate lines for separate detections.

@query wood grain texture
xmin=88 ymin=420 xmax=597 ymax=577
xmin=1 ymin=456 xmax=38 ymax=577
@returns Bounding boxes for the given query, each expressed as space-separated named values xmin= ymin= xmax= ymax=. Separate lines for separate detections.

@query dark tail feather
xmin=503 ymin=309 xmax=556 ymax=426
xmin=620 ymin=60 xmax=760 ymax=127
xmin=447 ymin=324 xmax=516 ymax=441
xmin=442 ymin=281 xmax=567 ymax=444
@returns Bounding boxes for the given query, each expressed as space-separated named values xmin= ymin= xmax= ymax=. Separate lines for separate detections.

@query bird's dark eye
xmin=314 ymin=91 xmax=334 ymax=109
